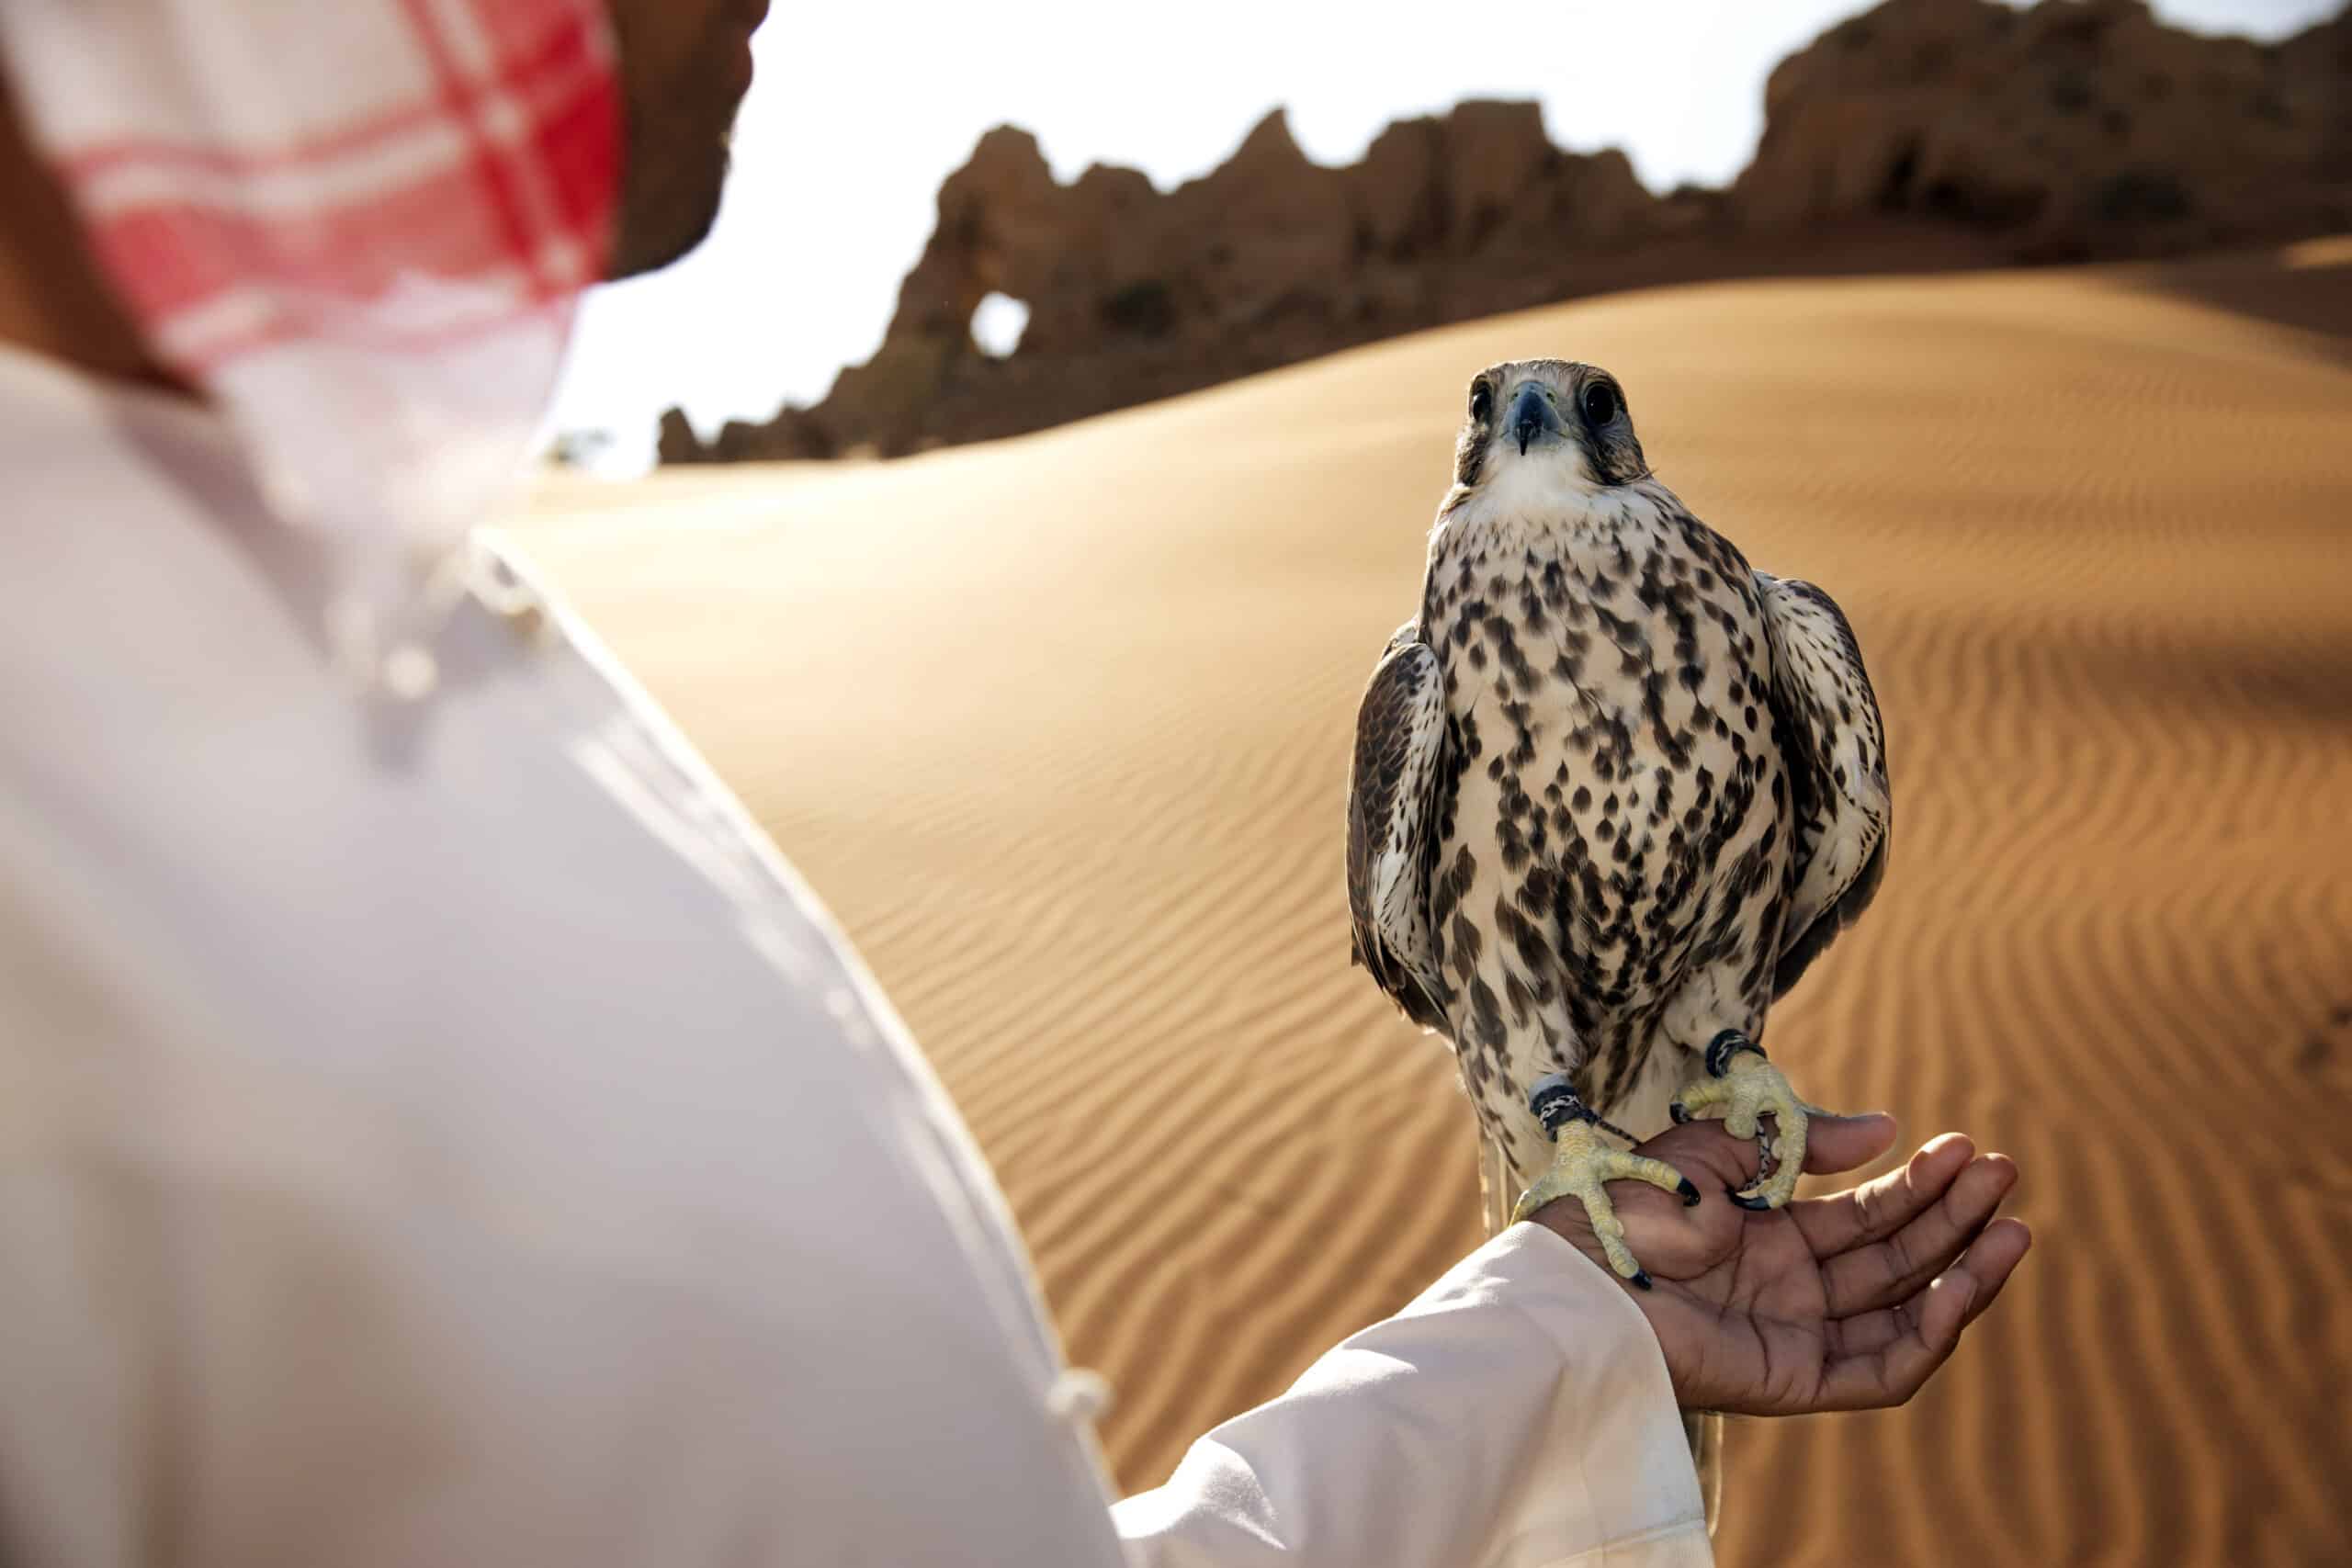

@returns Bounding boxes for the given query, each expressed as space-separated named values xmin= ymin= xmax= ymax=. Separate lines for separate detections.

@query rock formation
xmin=1737 ymin=0 xmax=2351 ymax=257
xmin=661 ymin=0 xmax=2348 ymax=463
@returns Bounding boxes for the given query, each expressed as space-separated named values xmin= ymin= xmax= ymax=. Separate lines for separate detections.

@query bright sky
xmin=545 ymin=0 xmax=2336 ymax=470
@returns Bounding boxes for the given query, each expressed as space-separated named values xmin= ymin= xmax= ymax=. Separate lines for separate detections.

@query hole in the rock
xmin=970 ymin=292 xmax=1030 ymax=358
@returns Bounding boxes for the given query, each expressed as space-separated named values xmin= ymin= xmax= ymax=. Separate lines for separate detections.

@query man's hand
xmin=1531 ymin=1113 xmax=2030 ymax=1416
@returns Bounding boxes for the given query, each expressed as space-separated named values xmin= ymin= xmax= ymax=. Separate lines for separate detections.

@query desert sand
xmin=512 ymin=243 xmax=2352 ymax=1567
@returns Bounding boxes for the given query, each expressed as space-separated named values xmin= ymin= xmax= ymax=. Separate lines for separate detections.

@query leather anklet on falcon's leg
xmin=1510 ymin=1074 xmax=1701 ymax=1289
xmin=1671 ymin=1030 xmax=1831 ymax=1212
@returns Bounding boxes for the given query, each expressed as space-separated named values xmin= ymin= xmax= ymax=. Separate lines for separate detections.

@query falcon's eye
xmin=1582 ymin=383 xmax=1618 ymax=424
xmin=1469 ymin=382 xmax=1493 ymax=423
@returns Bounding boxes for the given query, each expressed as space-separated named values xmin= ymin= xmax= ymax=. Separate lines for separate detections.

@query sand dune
xmin=513 ymin=246 xmax=2352 ymax=1567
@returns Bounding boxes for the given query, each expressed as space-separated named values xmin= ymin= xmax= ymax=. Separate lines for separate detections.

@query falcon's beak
xmin=1509 ymin=382 xmax=1564 ymax=456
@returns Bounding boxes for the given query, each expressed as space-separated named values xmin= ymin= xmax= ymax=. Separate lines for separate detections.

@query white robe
xmin=0 ymin=342 xmax=1711 ymax=1568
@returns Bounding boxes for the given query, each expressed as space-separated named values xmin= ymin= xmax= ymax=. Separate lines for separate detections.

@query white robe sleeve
xmin=1112 ymin=1224 xmax=1713 ymax=1568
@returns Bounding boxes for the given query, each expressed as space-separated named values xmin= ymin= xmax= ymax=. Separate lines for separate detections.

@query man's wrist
xmin=1526 ymin=1198 xmax=1610 ymax=1274
xmin=1521 ymin=1202 xmax=1691 ymax=1402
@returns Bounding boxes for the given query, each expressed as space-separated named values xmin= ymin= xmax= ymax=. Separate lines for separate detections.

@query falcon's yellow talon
xmin=1511 ymin=1121 xmax=1690 ymax=1283
xmin=1668 ymin=1077 xmax=1729 ymax=1123
xmin=1677 ymin=1046 xmax=1828 ymax=1212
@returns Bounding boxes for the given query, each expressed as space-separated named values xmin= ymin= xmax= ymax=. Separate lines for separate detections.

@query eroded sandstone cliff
xmin=660 ymin=0 xmax=2347 ymax=463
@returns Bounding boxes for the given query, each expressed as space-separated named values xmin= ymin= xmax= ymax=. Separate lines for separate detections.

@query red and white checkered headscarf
xmin=0 ymin=0 xmax=618 ymax=683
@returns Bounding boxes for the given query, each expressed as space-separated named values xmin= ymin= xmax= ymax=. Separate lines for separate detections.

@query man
xmin=0 ymin=3 xmax=2029 ymax=1564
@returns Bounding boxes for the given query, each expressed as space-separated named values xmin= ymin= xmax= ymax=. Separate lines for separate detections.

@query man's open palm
xmin=1534 ymin=1113 xmax=2030 ymax=1416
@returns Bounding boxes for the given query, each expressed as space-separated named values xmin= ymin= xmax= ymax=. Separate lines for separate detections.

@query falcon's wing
xmin=1758 ymin=574 xmax=1892 ymax=998
xmin=1345 ymin=626 xmax=1450 ymax=1032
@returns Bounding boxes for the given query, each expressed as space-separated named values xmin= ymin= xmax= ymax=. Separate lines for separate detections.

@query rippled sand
xmin=515 ymin=243 xmax=2352 ymax=1568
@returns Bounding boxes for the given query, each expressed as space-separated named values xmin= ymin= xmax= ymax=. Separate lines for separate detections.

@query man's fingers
xmin=1818 ymin=1151 xmax=2018 ymax=1316
xmin=1791 ymin=1134 xmax=1973 ymax=1259
xmin=1817 ymin=1280 xmax=1967 ymax=1408
xmin=1961 ymin=1217 xmax=2031 ymax=1325
xmin=1817 ymin=1217 xmax=2033 ymax=1410
xmin=1634 ymin=1111 xmax=1900 ymax=1201
xmin=1800 ymin=1110 xmax=1899 ymax=1176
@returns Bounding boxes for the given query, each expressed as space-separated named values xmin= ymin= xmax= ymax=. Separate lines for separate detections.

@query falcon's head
xmin=1451 ymin=359 xmax=1650 ymax=498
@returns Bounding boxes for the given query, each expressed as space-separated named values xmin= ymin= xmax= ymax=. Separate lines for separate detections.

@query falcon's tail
xmin=1683 ymin=1411 xmax=1724 ymax=1538
xmin=1476 ymin=1136 xmax=1725 ymax=1539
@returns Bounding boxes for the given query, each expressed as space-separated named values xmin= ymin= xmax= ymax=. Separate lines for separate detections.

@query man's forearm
xmin=1111 ymin=1224 xmax=1712 ymax=1568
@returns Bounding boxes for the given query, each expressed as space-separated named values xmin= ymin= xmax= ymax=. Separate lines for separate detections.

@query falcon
xmin=1345 ymin=358 xmax=1890 ymax=1288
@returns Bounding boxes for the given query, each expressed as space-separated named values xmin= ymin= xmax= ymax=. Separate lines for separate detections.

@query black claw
xmin=1630 ymin=1269 xmax=1653 ymax=1291
xmin=1678 ymin=1177 xmax=1702 ymax=1206
xmin=1731 ymin=1190 xmax=1773 ymax=1212
xmin=1669 ymin=1101 xmax=1691 ymax=1124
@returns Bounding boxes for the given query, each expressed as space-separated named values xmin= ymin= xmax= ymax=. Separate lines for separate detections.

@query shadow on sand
xmin=2124 ymin=238 xmax=2352 ymax=363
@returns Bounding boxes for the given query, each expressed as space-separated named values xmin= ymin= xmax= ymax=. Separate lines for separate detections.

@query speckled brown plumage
xmin=1343 ymin=358 xmax=1891 ymax=1193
